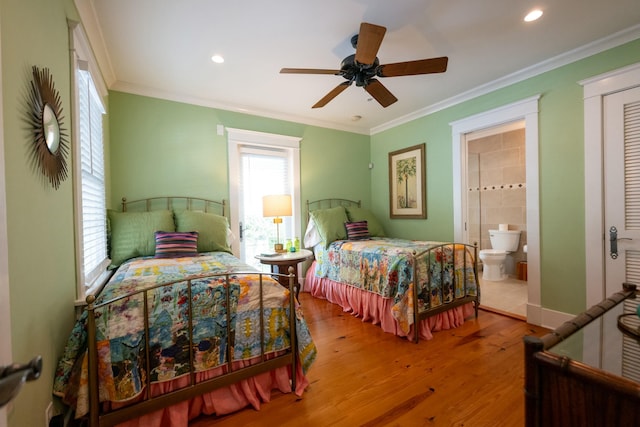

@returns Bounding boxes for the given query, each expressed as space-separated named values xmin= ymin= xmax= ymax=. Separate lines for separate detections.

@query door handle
xmin=0 ymin=356 xmax=42 ymax=408
xmin=610 ymin=226 xmax=632 ymax=259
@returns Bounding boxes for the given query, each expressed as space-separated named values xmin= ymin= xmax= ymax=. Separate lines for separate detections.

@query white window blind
xmin=76 ymin=66 xmax=109 ymax=293
xmin=240 ymin=147 xmax=291 ymax=212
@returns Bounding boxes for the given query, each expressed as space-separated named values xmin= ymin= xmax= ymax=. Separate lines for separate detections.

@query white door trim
xmin=582 ymin=62 xmax=640 ymax=307
xmin=226 ymin=127 xmax=302 ymax=259
xmin=451 ymin=95 xmax=542 ymax=325
xmin=0 ymin=13 xmax=11 ymax=426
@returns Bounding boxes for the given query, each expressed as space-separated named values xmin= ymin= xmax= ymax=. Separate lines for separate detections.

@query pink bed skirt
xmin=110 ymin=355 xmax=308 ymax=427
xmin=305 ymin=262 xmax=475 ymax=341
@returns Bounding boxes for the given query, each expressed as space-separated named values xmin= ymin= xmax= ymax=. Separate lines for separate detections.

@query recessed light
xmin=211 ymin=55 xmax=224 ymax=64
xmin=524 ymin=9 xmax=543 ymax=22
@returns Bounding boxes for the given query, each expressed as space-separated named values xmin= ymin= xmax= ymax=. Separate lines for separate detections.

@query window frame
xmin=70 ymin=21 xmax=110 ymax=303
xmin=227 ymin=128 xmax=301 ymax=261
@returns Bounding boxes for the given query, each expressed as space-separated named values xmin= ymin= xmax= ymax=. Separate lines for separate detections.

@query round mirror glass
xmin=42 ymin=104 xmax=60 ymax=154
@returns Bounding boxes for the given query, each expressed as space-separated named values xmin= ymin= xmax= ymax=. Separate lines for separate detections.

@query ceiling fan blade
xmin=378 ymin=57 xmax=448 ymax=77
xmin=354 ymin=22 xmax=386 ymax=65
xmin=312 ymin=82 xmax=351 ymax=108
xmin=364 ymin=79 xmax=397 ymax=108
xmin=280 ymin=68 xmax=341 ymax=75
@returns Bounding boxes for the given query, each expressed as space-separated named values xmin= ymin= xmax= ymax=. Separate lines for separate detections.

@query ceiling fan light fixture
xmin=280 ymin=22 xmax=448 ymax=109
xmin=524 ymin=9 xmax=543 ymax=22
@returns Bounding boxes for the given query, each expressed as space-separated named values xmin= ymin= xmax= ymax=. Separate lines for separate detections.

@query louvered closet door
xmin=604 ymin=85 xmax=640 ymax=378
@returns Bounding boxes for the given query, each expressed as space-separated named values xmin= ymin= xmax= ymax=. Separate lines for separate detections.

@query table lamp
xmin=262 ymin=194 xmax=292 ymax=253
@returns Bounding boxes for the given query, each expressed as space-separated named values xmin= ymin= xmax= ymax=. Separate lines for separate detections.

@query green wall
xmin=1 ymin=1 xmax=83 ymax=426
xmin=109 ymin=91 xmax=371 ymax=237
xmin=371 ymin=39 xmax=640 ymax=316
xmin=1 ymin=2 xmax=639 ymax=426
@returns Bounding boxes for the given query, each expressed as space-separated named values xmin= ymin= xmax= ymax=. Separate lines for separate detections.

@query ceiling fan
xmin=280 ymin=22 xmax=448 ymax=109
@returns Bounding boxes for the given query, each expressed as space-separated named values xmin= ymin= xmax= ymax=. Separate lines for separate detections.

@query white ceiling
xmin=78 ymin=0 xmax=640 ymax=134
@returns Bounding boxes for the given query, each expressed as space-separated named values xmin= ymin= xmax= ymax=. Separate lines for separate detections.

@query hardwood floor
xmin=190 ymin=293 xmax=549 ymax=427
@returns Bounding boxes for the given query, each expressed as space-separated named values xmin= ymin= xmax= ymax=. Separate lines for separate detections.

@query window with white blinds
xmin=76 ymin=67 xmax=108 ymax=294
xmin=239 ymin=146 xmax=292 ymax=268
xmin=240 ymin=147 xmax=291 ymax=209
xmin=71 ymin=19 xmax=110 ymax=301
xmin=226 ymin=127 xmax=301 ymax=265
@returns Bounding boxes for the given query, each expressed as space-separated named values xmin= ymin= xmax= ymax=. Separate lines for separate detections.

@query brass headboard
xmin=121 ymin=196 xmax=226 ymax=217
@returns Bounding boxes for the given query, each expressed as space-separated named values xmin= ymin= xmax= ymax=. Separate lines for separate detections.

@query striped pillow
xmin=154 ymin=231 xmax=199 ymax=258
xmin=345 ymin=221 xmax=370 ymax=240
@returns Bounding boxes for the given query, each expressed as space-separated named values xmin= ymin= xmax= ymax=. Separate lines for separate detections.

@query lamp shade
xmin=262 ymin=194 xmax=292 ymax=217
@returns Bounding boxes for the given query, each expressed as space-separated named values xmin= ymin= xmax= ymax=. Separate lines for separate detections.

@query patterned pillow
xmin=345 ymin=221 xmax=370 ymax=240
xmin=154 ymin=231 xmax=199 ymax=258
xmin=345 ymin=206 xmax=385 ymax=237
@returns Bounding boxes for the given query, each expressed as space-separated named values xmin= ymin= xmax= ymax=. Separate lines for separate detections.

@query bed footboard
xmin=85 ymin=270 xmax=298 ymax=427
xmin=411 ymin=243 xmax=479 ymax=343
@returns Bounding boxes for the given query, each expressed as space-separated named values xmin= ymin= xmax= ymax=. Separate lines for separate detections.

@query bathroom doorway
xmin=466 ymin=122 xmax=528 ymax=318
xmin=451 ymin=96 xmax=541 ymax=324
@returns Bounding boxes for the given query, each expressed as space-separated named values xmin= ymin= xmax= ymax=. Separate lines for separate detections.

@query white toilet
xmin=478 ymin=230 xmax=521 ymax=281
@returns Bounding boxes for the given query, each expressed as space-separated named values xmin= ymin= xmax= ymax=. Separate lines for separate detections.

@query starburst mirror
xmin=27 ymin=66 xmax=69 ymax=189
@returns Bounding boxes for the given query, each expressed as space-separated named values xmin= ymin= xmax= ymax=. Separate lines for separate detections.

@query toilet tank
xmin=488 ymin=230 xmax=521 ymax=252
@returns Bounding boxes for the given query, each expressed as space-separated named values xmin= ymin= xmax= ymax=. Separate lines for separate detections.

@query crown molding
xmin=371 ymin=24 xmax=640 ymax=135
xmin=75 ymin=1 xmax=640 ymax=137
xmin=73 ymin=0 xmax=117 ymax=88
xmin=110 ymin=81 xmax=370 ymax=135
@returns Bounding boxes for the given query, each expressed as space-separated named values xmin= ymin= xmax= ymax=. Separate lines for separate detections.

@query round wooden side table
xmin=255 ymin=249 xmax=313 ymax=298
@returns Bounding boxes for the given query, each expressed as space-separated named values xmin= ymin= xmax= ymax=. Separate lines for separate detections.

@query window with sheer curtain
xmin=71 ymin=23 xmax=110 ymax=301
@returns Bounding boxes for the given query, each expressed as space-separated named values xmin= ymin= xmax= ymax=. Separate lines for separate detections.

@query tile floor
xmin=478 ymin=274 xmax=528 ymax=318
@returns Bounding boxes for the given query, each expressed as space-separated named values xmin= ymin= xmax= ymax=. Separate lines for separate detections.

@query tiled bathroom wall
xmin=468 ymin=128 xmax=527 ymax=275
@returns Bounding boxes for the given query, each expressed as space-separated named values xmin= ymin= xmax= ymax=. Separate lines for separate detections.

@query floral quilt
xmin=313 ymin=238 xmax=478 ymax=331
xmin=53 ymin=252 xmax=316 ymax=416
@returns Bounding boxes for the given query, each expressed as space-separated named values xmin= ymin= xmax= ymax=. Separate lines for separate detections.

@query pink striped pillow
xmin=154 ymin=231 xmax=199 ymax=258
xmin=345 ymin=221 xmax=370 ymax=240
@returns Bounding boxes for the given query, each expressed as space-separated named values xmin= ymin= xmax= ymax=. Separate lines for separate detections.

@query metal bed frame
xmin=305 ymin=198 xmax=480 ymax=343
xmin=410 ymin=242 xmax=479 ymax=343
xmin=83 ymin=197 xmax=298 ymax=426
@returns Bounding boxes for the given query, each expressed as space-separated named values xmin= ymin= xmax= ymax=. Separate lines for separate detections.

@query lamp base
xmin=274 ymin=243 xmax=286 ymax=253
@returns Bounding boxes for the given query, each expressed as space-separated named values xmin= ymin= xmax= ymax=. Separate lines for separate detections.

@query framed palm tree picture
xmin=388 ymin=143 xmax=426 ymax=219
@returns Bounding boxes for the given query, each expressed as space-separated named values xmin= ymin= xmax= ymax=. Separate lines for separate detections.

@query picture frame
xmin=388 ymin=143 xmax=426 ymax=219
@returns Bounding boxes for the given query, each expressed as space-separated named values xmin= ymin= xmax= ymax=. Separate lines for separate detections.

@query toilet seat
xmin=479 ymin=249 xmax=507 ymax=257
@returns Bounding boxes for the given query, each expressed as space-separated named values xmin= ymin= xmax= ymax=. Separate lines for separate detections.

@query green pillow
xmin=346 ymin=206 xmax=385 ymax=237
xmin=310 ymin=206 xmax=349 ymax=247
xmin=174 ymin=210 xmax=232 ymax=254
xmin=108 ymin=210 xmax=175 ymax=267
